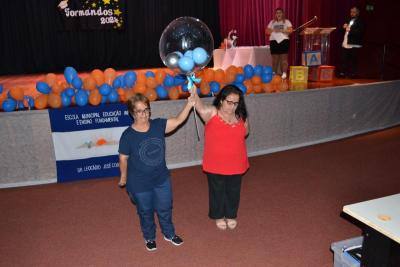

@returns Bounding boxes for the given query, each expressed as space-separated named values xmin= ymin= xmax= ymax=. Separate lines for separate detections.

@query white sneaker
xmin=281 ymin=72 xmax=287 ymax=79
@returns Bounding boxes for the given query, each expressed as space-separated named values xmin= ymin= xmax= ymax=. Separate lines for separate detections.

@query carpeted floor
xmin=1 ymin=126 xmax=400 ymax=267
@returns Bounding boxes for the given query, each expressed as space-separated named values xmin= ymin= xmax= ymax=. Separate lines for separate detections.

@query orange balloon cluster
xmin=2 ymin=64 xmax=295 ymax=113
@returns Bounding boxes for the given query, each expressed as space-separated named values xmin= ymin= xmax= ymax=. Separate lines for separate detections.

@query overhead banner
xmin=48 ymin=104 xmax=132 ymax=182
xmin=58 ymin=0 xmax=125 ymax=30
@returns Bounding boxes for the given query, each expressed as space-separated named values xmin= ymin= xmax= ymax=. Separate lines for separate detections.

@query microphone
xmin=314 ymin=16 xmax=318 ymax=20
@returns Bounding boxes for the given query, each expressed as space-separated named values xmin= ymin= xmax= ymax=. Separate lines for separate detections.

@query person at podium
xmin=265 ymin=8 xmax=293 ymax=80
xmin=338 ymin=6 xmax=365 ymax=78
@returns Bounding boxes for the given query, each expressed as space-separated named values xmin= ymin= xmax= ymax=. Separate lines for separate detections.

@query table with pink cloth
xmin=213 ymin=46 xmax=271 ymax=70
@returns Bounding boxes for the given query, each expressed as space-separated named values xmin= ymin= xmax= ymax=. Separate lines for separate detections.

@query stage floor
xmin=0 ymin=68 xmax=381 ymax=98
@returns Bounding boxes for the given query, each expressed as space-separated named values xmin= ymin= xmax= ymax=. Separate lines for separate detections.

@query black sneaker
xmin=145 ymin=240 xmax=157 ymax=251
xmin=164 ymin=235 xmax=184 ymax=246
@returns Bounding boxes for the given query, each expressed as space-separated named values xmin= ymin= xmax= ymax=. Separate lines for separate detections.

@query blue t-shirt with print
xmin=118 ymin=118 xmax=170 ymax=193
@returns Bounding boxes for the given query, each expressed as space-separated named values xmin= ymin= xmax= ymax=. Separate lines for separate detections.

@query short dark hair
xmin=213 ymin=84 xmax=248 ymax=121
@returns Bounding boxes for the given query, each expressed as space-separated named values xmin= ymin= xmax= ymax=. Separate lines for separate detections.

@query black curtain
xmin=0 ymin=0 xmax=220 ymax=75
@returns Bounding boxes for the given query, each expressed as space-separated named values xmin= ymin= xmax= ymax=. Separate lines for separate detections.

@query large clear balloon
xmin=159 ymin=17 xmax=214 ymax=75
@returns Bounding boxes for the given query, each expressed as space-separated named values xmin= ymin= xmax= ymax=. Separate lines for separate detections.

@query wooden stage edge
xmin=0 ymin=67 xmax=382 ymax=98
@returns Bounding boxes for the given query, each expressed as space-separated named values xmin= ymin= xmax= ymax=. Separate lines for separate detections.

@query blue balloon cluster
xmin=232 ymin=64 xmax=274 ymax=93
xmin=159 ymin=17 xmax=214 ymax=75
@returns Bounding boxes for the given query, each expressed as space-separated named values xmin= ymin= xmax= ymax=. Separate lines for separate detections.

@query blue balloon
xmin=101 ymin=95 xmax=108 ymax=104
xmin=123 ymin=71 xmax=136 ymax=87
xmin=174 ymin=75 xmax=186 ymax=86
xmin=234 ymin=74 xmax=245 ymax=84
xmin=0 ymin=84 xmax=3 ymax=94
xmin=2 ymin=98 xmax=17 ymax=112
xmin=108 ymin=90 xmax=119 ymax=103
xmin=155 ymin=85 xmax=168 ymax=99
xmin=75 ymin=90 xmax=88 ymax=106
xmin=261 ymin=73 xmax=273 ymax=83
xmin=163 ymin=75 xmax=174 ymax=87
xmin=254 ymin=65 xmax=263 ymax=76
xmin=71 ymin=76 xmax=83 ymax=89
xmin=112 ymin=77 xmax=121 ymax=89
xmin=243 ymin=64 xmax=254 ymax=79
xmin=64 ymin=67 xmax=78 ymax=84
xmin=145 ymin=71 xmax=155 ymax=78
xmin=17 ymin=101 xmax=25 ymax=110
xmin=99 ymin=83 xmax=112 ymax=96
xmin=36 ymin=81 xmax=51 ymax=94
xmin=263 ymin=66 xmax=273 ymax=74
xmin=178 ymin=56 xmax=195 ymax=73
xmin=192 ymin=47 xmax=208 ymax=65
xmin=24 ymin=95 xmax=34 ymax=108
xmin=61 ymin=94 xmax=71 ymax=107
xmin=115 ymin=75 xmax=126 ymax=88
xmin=184 ymin=50 xmax=193 ymax=58
xmin=234 ymin=83 xmax=247 ymax=94
xmin=181 ymin=83 xmax=189 ymax=92
xmin=65 ymin=87 xmax=75 ymax=97
xmin=210 ymin=81 xmax=220 ymax=93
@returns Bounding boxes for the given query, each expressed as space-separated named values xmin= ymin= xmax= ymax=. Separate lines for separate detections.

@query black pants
xmin=207 ymin=173 xmax=242 ymax=219
xmin=340 ymin=47 xmax=360 ymax=77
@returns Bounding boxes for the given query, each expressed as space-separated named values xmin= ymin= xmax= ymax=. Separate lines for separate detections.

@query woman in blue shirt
xmin=118 ymin=92 xmax=194 ymax=251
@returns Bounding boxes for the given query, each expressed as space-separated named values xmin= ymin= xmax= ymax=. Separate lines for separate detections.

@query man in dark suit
xmin=338 ymin=6 xmax=365 ymax=78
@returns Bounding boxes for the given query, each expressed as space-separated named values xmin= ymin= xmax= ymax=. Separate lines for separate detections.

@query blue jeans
xmin=128 ymin=177 xmax=175 ymax=241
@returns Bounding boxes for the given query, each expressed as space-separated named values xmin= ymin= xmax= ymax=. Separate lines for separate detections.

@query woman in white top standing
xmin=265 ymin=8 xmax=293 ymax=79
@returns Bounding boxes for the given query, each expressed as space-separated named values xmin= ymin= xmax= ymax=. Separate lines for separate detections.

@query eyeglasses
xmin=224 ymin=99 xmax=239 ymax=107
xmin=134 ymin=108 xmax=151 ymax=115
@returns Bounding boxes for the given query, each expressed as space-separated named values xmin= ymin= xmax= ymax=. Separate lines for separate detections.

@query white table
xmin=213 ymin=46 xmax=271 ymax=70
xmin=343 ymin=193 xmax=400 ymax=266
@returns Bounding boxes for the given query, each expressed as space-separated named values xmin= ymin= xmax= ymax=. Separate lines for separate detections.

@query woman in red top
xmin=193 ymin=84 xmax=249 ymax=230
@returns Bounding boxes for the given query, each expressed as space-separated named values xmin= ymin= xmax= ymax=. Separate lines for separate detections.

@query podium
xmin=300 ymin=27 xmax=336 ymax=65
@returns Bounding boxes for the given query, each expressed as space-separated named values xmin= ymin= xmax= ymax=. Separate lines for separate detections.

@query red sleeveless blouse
xmin=203 ymin=114 xmax=249 ymax=175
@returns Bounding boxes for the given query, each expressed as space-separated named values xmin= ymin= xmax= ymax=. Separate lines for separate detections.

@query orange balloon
xmin=60 ymin=81 xmax=69 ymax=91
xmin=145 ymin=88 xmax=158 ymax=101
xmin=226 ymin=65 xmax=238 ymax=75
xmin=262 ymin=83 xmax=274 ymax=93
xmin=272 ymin=75 xmax=282 ymax=84
xmin=9 ymin=87 xmax=24 ymax=101
xmin=168 ymin=87 xmax=180 ymax=100
xmin=91 ymin=69 xmax=105 ymax=86
xmin=203 ymin=68 xmax=215 ymax=82
xmin=237 ymin=67 xmax=244 ymax=74
xmin=279 ymin=81 xmax=289 ymax=92
xmin=89 ymin=90 xmax=102 ymax=106
xmin=104 ymin=68 xmax=117 ymax=85
xmin=52 ymin=81 xmax=63 ymax=94
xmin=34 ymin=94 xmax=48 ymax=109
xmin=225 ymin=72 xmax=236 ymax=83
xmin=0 ymin=92 xmax=7 ymax=107
xmin=155 ymin=70 xmax=166 ymax=84
xmin=124 ymin=89 xmax=136 ymax=101
xmin=214 ymin=69 xmax=225 ymax=83
xmin=136 ymin=72 xmax=146 ymax=85
xmin=146 ymin=77 xmax=157 ymax=89
xmin=117 ymin=88 xmax=126 ymax=102
xmin=251 ymin=76 xmax=262 ymax=85
xmin=200 ymin=82 xmax=210 ymax=96
xmin=253 ymin=84 xmax=263 ymax=94
xmin=48 ymin=93 xmax=62 ymax=108
xmin=45 ymin=73 xmax=57 ymax=87
xmin=133 ymin=84 xmax=147 ymax=94
xmin=83 ymin=76 xmax=97 ymax=90
xmin=244 ymin=80 xmax=253 ymax=94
